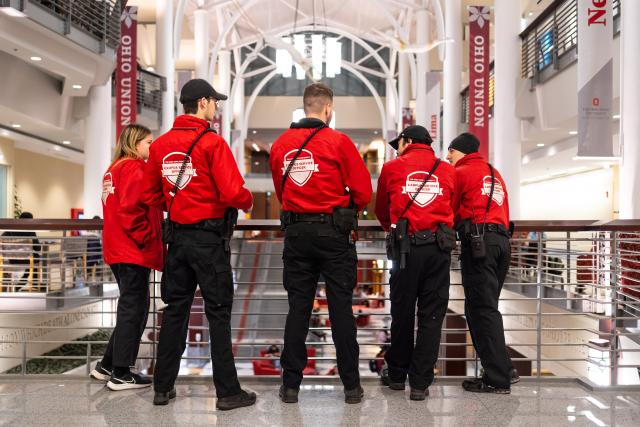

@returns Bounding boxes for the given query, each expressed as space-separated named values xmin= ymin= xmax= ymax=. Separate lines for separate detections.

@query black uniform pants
xmin=102 ymin=263 xmax=150 ymax=369
xmin=385 ymin=242 xmax=451 ymax=390
xmin=281 ymin=222 xmax=360 ymax=390
xmin=460 ymin=231 xmax=512 ymax=389
xmin=153 ymin=228 xmax=241 ymax=398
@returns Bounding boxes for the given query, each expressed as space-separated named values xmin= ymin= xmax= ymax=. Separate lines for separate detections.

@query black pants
xmin=385 ymin=242 xmax=450 ymax=390
xmin=102 ymin=263 xmax=150 ymax=369
xmin=153 ymin=228 xmax=241 ymax=398
xmin=461 ymin=231 xmax=512 ymax=389
xmin=281 ymin=222 xmax=360 ymax=390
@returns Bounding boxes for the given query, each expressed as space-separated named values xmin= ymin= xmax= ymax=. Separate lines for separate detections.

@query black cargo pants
xmin=153 ymin=225 xmax=241 ymax=398
xmin=281 ymin=222 xmax=360 ymax=391
xmin=385 ymin=242 xmax=451 ymax=390
xmin=460 ymin=231 xmax=512 ymax=389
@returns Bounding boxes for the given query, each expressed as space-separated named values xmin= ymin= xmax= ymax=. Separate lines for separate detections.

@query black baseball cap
xmin=388 ymin=125 xmax=433 ymax=150
xmin=179 ymin=79 xmax=228 ymax=104
xmin=448 ymin=132 xmax=480 ymax=154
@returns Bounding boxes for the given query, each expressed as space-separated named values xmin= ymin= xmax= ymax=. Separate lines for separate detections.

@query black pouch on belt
xmin=470 ymin=233 xmax=487 ymax=259
xmin=436 ymin=223 xmax=457 ymax=252
xmin=332 ymin=205 xmax=358 ymax=234
xmin=279 ymin=210 xmax=293 ymax=230
xmin=386 ymin=227 xmax=398 ymax=260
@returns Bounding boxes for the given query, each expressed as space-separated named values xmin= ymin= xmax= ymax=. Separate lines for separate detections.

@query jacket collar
xmin=401 ymin=143 xmax=435 ymax=157
xmin=455 ymin=152 xmax=484 ymax=167
xmin=172 ymin=115 xmax=210 ymax=131
xmin=290 ymin=117 xmax=327 ymax=129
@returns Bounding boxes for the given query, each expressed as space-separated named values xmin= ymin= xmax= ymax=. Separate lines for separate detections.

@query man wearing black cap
xmin=141 ymin=79 xmax=256 ymax=410
xmin=375 ymin=125 xmax=456 ymax=400
xmin=447 ymin=132 xmax=514 ymax=394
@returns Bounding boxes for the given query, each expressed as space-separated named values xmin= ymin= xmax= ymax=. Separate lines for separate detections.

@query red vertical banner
xmin=468 ymin=6 xmax=490 ymax=159
xmin=401 ymin=107 xmax=414 ymax=129
xmin=116 ymin=6 xmax=138 ymax=142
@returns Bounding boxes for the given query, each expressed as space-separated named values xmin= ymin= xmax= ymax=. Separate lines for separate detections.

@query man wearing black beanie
xmin=447 ymin=132 xmax=516 ymax=394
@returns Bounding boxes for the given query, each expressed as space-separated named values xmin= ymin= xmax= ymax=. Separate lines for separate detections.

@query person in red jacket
xmin=141 ymin=79 xmax=255 ymax=410
xmin=270 ymin=83 xmax=372 ymax=405
xmin=375 ymin=125 xmax=456 ymax=401
xmin=90 ymin=124 xmax=163 ymax=390
xmin=447 ymin=132 xmax=513 ymax=394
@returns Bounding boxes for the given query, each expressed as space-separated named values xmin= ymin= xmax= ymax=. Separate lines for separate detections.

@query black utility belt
xmin=287 ymin=212 xmax=333 ymax=224
xmin=171 ymin=218 xmax=224 ymax=231
xmin=466 ymin=223 xmax=509 ymax=237
xmin=281 ymin=207 xmax=358 ymax=234
xmin=409 ymin=229 xmax=436 ymax=246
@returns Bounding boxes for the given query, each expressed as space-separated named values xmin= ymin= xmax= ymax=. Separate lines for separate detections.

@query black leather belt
xmin=472 ymin=223 xmax=509 ymax=235
xmin=291 ymin=213 xmax=333 ymax=224
xmin=172 ymin=218 xmax=224 ymax=230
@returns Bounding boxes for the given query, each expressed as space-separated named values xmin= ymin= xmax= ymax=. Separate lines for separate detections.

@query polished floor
xmin=0 ymin=378 xmax=639 ymax=426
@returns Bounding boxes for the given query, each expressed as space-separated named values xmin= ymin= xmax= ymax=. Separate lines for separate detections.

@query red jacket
xmin=375 ymin=144 xmax=456 ymax=234
xmin=270 ymin=118 xmax=372 ymax=212
xmin=453 ymin=152 xmax=510 ymax=228
xmin=102 ymin=158 xmax=164 ymax=270
xmin=141 ymin=115 xmax=253 ymax=223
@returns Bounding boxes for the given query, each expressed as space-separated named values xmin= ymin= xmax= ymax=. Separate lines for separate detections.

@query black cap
xmin=179 ymin=79 xmax=228 ymax=104
xmin=448 ymin=132 xmax=480 ymax=155
xmin=388 ymin=125 xmax=433 ymax=150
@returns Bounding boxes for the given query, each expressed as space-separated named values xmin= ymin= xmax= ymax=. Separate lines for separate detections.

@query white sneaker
xmin=107 ymin=372 xmax=152 ymax=391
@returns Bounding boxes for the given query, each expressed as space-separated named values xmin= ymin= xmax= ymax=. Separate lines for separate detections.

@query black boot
xmin=153 ymin=388 xmax=176 ymax=406
xmin=279 ymin=385 xmax=299 ymax=403
xmin=344 ymin=385 xmax=364 ymax=404
xmin=216 ymin=389 xmax=257 ymax=411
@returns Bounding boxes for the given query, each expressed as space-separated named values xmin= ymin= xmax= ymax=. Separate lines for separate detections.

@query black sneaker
xmin=153 ymin=388 xmax=177 ymax=405
xmin=510 ymin=368 xmax=521 ymax=384
xmin=216 ymin=389 xmax=257 ymax=411
xmin=462 ymin=378 xmax=510 ymax=394
xmin=344 ymin=385 xmax=364 ymax=404
xmin=279 ymin=385 xmax=299 ymax=403
xmin=107 ymin=372 xmax=152 ymax=391
xmin=90 ymin=361 xmax=112 ymax=382
xmin=410 ymin=387 xmax=429 ymax=401
xmin=381 ymin=369 xmax=405 ymax=390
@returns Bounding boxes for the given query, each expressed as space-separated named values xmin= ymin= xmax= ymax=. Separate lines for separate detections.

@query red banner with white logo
xmin=468 ymin=6 xmax=490 ymax=159
xmin=401 ymin=107 xmax=414 ymax=129
xmin=116 ymin=6 xmax=138 ymax=142
xmin=211 ymin=107 xmax=223 ymax=136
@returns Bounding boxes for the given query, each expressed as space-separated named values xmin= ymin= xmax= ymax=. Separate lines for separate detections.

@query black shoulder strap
xmin=480 ymin=163 xmax=496 ymax=231
xmin=167 ymin=127 xmax=214 ymax=220
xmin=399 ymin=159 xmax=441 ymax=219
xmin=281 ymin=124 xmax=327 ymax=195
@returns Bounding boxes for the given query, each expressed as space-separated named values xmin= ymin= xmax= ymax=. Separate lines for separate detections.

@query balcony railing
xmin=112 ymin=68 xmax=166 ymax=120
xmin=1 ymin=0 xmax=121 ymax=53
xmin=0 ymin=219 xmax=639 ymax=388
xmin=519 ymin=0 xmax=621 ymax=84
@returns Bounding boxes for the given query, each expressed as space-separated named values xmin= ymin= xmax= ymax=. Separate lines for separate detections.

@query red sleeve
xmin=453 ymin=168 xmax=463 ymax=224
xmin=270 ymin=143 xmax=283 ymax=203
xmin=374 ymin=165 xmax=391 ymax=232
xmin=118 ymin=161 xmax=152 ymax=247
xmin=141 ymin=146 xmax=165 ymax=209
xmin=503 ymin=177 xmax=511 ymax=223
xmin=339 ymin=135 xmax=372 ymax=210
xmin=449 ymin=169 xmax=458 ymax=215
xmin=211 ymin=138 xmax=253 ymax=210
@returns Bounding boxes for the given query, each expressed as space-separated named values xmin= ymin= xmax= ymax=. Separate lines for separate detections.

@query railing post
xmin=86 ymin=342 xmax=92 ymax=375
xmin=536 ymin=232 xmax=543 ymax=378
xmin=21 ymin=341 xmax=27 ymax=375
xmin=566 ymin=231 xmax=572 ymax=309
xmin=100 ymin=0 xmax=107 ymax=53
xmin=610 ymin=231 xmax=619 ymax=386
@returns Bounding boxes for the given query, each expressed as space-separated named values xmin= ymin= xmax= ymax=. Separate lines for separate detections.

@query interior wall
xmin=521 ymin=168 xmax=615 ymax=220
xmin=13 ymin=149 xmax=84 ymax=219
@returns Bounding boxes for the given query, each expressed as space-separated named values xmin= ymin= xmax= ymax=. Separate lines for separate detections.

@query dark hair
xmin=19 ymin=212 xmax=33 ymax=219
xmin=183 ymin=100 xmax=199 ymax=115
xmin=303 ymin=83 xmax=334 ymax=114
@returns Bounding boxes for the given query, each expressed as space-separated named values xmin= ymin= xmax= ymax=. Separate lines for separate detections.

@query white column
xmin=218 ymin=50 xmax=232 ymax=143
xmin=443 ymin=0 xmax=462 ymax=147
xmin=415 ymin=8 xmax=430 ymax=127
xmin=493 ymin=0 xmax=521 ymax=219
xmin=194 ymin=8 xmax=210 ymax=80
xmin=233 ymin=76 xmax=246 ymax=175
xmin=620 ymin=0 xmax=640 ymax=218
xmin=385 ymin=78 xmax=397 ymax=135
xmin=83 ymin=81 xmax=112 ymax=218
xmin=397 ymin=53 xmax=411 ymax=131
xmin=156 ymin=0 xmax=175 ymax=133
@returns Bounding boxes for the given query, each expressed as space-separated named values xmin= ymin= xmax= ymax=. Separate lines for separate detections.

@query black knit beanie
xmin=448 ymin=132 xmax=480 ymax=154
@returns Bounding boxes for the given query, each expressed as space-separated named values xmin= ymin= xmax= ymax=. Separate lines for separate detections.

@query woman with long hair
xmin=91 ymin=124 xmax=164 ymax=390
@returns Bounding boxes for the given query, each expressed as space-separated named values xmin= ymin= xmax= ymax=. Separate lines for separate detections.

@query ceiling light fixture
xmin=62 ymin=140 xmax=71 ymax=145
xmin=72 ymin=84 xmax=82 ymax=90
xmin=30 ymin=56 xmax=42 ymax=61
xmin=537 ymin=143 xmax=545 ymax=147
xmin=11 ymin=123 xmax=21 ymax=128
xmin=569 ymin=130 xmax=578 ymax=135
xmin=613 ymin=114 xmax=620 ymax=119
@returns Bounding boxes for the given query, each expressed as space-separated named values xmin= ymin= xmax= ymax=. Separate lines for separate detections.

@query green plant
xmin=13 ymin=185 xmax=22 ymax=219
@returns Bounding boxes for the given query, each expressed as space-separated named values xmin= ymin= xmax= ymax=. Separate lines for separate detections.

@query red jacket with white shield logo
xmin=453 ymin=152 xmax=510 ymax=228
xmin=270 ymin=118 xmax=372 ymax=212
xmin=375 ymin=144 xmax=456 ymax=234
xmin=141 ymin=115 xmax=253 ymax=223
xmin=102 ymin=158 xmax=164 ymax=270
